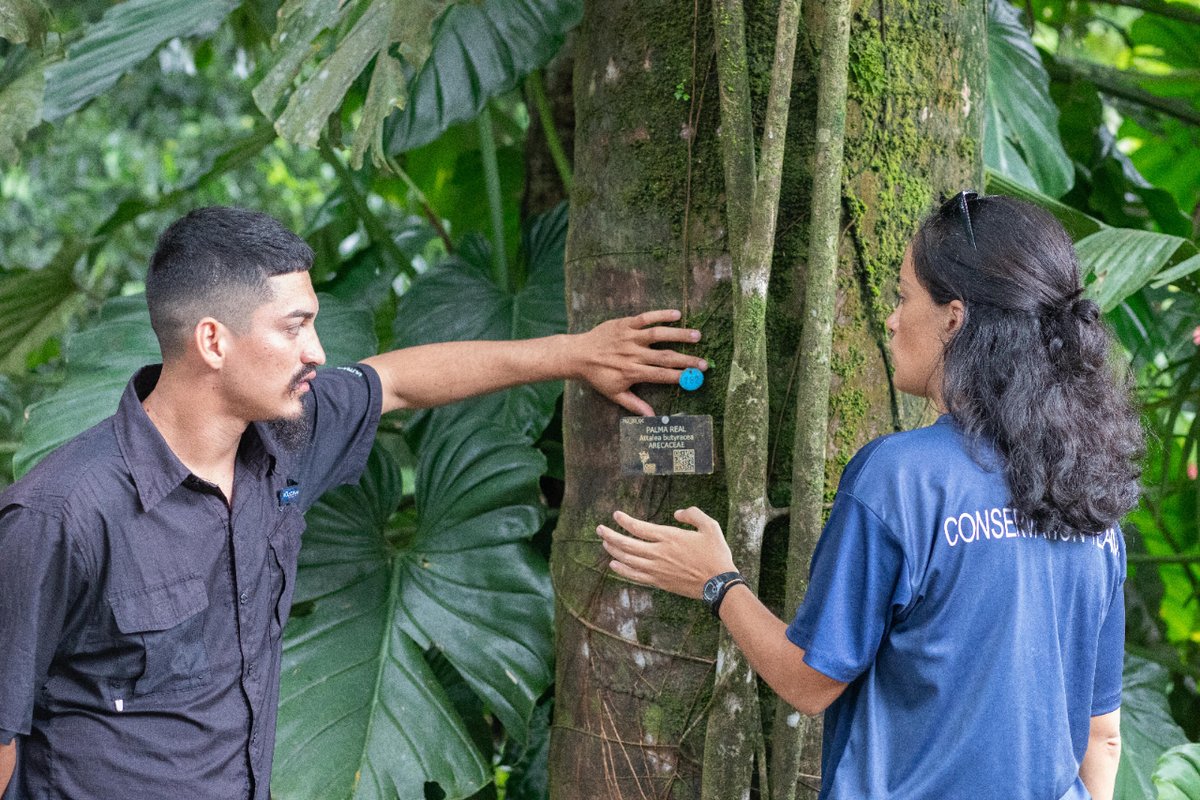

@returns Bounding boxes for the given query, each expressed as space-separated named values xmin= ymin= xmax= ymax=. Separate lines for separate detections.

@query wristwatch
xmin=702 ymin=571 xmax=746 ymax=619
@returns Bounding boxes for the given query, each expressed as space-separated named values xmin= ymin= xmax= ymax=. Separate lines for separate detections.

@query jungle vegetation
xmin=1 ymin=0 xmax=1199 ymax=797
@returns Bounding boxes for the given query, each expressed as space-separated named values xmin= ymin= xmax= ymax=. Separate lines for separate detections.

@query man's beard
xmin=266 ymin=413 xmax=313 ymax=454
xmin=266 ymin=364 xmax=318 ymax=453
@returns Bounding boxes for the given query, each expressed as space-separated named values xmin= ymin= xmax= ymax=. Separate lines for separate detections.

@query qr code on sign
xmin=673 ymin=449 xmax=696 ymax=474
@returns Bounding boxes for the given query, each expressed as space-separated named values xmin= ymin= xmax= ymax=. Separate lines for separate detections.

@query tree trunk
xmin=549 ymin=0 xmax=984 ymax=796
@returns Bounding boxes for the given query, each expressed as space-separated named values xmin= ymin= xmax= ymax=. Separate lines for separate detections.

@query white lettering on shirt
xmin=941 ymin=506 xmax=1119 ymax=555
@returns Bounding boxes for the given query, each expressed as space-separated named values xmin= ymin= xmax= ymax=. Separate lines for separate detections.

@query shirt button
xmin=239 ymin=591 xmax=249 ymax=604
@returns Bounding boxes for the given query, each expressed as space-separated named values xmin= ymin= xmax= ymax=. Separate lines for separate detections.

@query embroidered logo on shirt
xmin=336 ymin=366 xmax=363 ymax=377
xmin=278 ymin=486 xmax=301 ymax=507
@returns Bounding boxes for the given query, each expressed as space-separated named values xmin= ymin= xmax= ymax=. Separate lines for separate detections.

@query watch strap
xmin=711 ymin=577 xmax=746 ymax=619
xmin=704 ymin=571 xmax=746 ymax=619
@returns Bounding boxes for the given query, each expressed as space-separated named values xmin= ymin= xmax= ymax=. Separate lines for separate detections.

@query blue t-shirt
xmin=786 ymin=416 xmax=1125 ymax=800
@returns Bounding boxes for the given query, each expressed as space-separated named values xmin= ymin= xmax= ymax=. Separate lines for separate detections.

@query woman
xmin=597 ymin=193 xmax=1143 ymax=800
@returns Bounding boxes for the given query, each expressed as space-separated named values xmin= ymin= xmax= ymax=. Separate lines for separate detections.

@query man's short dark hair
xmin=146 ymin=206 xmax=314 ymax=359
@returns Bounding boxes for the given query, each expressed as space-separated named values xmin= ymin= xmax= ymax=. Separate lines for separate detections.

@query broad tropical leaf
xmin=394 ymin=204 xmax=568 ymax=441
xmin=41 ymin=0 xmax=240 ymax=120
xmin=985 ymin=169 xmax=1102 ymax=240
xmin=1115 ymin=654 xmax=1190 ymax=800
xmin=1155 ymin=743 xmax=1200 ymax=800
xmin=0 ymin=241 xmax=87 ymax=374
xmin=1077 ymin=228 xmax=1198 ymax=312
xmin=253 ymin=0 xmax=446 ymax=167
xmin=384 ymin=0 xmax=582 ymax=153
xmin=273 ymin=423 xmax=553 ymax=800
xmin=984 ymin=0 xmax=1074 ymax=197
xmin=13 ymin=292 xmax=375 ymax=477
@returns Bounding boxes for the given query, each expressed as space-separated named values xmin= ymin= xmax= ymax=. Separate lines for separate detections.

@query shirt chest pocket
xmin=107 ymin=575 xmax=211 ymax=697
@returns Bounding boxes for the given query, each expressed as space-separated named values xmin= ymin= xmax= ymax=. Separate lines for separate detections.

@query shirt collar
xmin=113 ymin=366 xmax=278 ymax=511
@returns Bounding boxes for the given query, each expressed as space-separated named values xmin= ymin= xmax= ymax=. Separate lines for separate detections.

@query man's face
xmin=223 ymin=271 xmax=326 ymax=423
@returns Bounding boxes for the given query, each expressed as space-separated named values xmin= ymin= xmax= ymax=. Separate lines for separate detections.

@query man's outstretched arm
xmin=361 ymin=309 xmax=705 ymax=416
xmin=1 ymin=739 xmax=15 ymax=796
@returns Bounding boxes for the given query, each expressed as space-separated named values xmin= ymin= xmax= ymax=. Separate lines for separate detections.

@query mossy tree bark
xmin=549 ymin=0 xmax=984 ymax=797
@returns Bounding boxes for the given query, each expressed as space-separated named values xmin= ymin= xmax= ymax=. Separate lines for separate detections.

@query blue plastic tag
xmin=278 ymin=486 xmax=301 ymax=507
xmin=679 ymin=367 xmax=704 ymax=391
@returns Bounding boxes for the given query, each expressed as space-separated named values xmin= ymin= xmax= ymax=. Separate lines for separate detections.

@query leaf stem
xmin=527 ymin=69 xmax=573 ymax=194
xmin=476 ymin=106 xmax=509 ymax=293
xmin=318 ymin=139 xmax=417 ymax=280
xmin=384 ymin=155 xmax=454 ymax=253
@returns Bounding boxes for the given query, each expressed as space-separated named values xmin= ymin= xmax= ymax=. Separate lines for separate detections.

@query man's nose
xmin=305 ymin=332 xmax=326 ymax=367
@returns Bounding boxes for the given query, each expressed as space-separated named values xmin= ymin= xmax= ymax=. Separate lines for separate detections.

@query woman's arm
xmin=598 ymin=507 xmax=846 ymax=715
xmin=1079 ymin=709 xmax=1121 ymax=800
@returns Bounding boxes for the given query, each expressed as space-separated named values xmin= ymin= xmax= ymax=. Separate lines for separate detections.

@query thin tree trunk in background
xmin=550 ymin=0 xmax=984 ymax=795
xmin=522 ymin=36 xmax=575 ymax=219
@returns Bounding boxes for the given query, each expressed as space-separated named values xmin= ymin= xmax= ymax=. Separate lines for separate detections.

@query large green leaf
xmin=385 ymin=0 xmax=582 ymax=154
xmin=984 ymin=0 xmax=1074 ymax=197
xmin=1155 ymin=743 xmax=1200 ymax=800
xmin=394 ymin=204 xmax=568 ymax=440
xmin=1076 ymin=228 xmax=1198 ymax=311
xmin=0 ymin=241 xmax=87 ymax=374
xmin=985 ymin=169 xmax=1103 ymax=241
xmin=13 ymin=292 xmax=375 ymax=477
xmin=1116 ymin=654 xmax=1190 ymax=800
xmin=273 ymin=422 xmax=553 ymax=800
xmin=41 ymin=0 xmax=240 ymax=121
xmin=253 ymin=0 xmax=447 ymax=167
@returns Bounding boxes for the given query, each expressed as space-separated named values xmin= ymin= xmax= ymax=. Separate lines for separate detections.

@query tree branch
xmin=769 ymin=0 xmax=853 ymax=798
xmin=712 ymin=0 xmax=757 ymax=252
xmin=1048 ymin=56 xmax=1200 ymax=126
xmin=1091 ymin=0 xmax=1200 ymax=26
xmin=705 ymin=1 xmax=801 ymax=798
xmin=1128 ymin=552 xmax=1200 ymax=565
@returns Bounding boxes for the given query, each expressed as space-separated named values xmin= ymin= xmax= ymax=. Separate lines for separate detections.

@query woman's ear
xmin=944 ymin=300 xmax=965 ymax=338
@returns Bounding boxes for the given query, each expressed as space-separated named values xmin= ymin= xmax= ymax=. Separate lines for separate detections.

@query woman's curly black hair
xmin=911 ymin=193 xmax=1144 ymax=536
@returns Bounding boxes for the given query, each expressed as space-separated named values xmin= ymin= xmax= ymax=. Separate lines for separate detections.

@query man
xmin=0 ymin=206 xmax=705 ymax=798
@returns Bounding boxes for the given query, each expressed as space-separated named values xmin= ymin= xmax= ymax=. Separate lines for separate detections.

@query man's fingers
xmin=632 ymin=309 xmax=683 ymax=328
xmin=628 ymin=366 xmax=685 ymax=387
xmin=607 ymin=558 xmax=654 ymax=587
xmin=674 ymin=506 xmax=720 ymax=533
xmin=613 ymin=390 xmax=654 ymax=417
xmin=643 ymin=348 xmax=708 ymax=371
xmin=640 ymin=325 xmax=702 ymax=345
xmin=611 ymin=510 xmax=669 ymax=542
xmin=597 ymin=524 xmax=657 ymax=559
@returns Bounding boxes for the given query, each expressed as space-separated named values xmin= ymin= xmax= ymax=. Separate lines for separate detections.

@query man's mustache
xmin=289 ymin=364 xmax=318 ymax=391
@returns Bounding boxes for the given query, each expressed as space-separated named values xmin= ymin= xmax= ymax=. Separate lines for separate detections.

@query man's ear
xmin=944 ymin=299 xmax=965 ymax=338
xmin=193 ymin=318 xmax=228 ymax=369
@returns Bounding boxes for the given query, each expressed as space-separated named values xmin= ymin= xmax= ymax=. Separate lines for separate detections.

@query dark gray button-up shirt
xmin=0 ymin=363 xmax=381 ymax=799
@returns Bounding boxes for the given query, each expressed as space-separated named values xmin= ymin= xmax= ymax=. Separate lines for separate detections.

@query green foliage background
xmin=1 ymin=0 xmax=1199 ymax=796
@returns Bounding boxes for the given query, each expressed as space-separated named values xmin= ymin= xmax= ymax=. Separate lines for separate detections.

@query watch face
xmin=703 ymin=577 xmax=721 ymax=603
